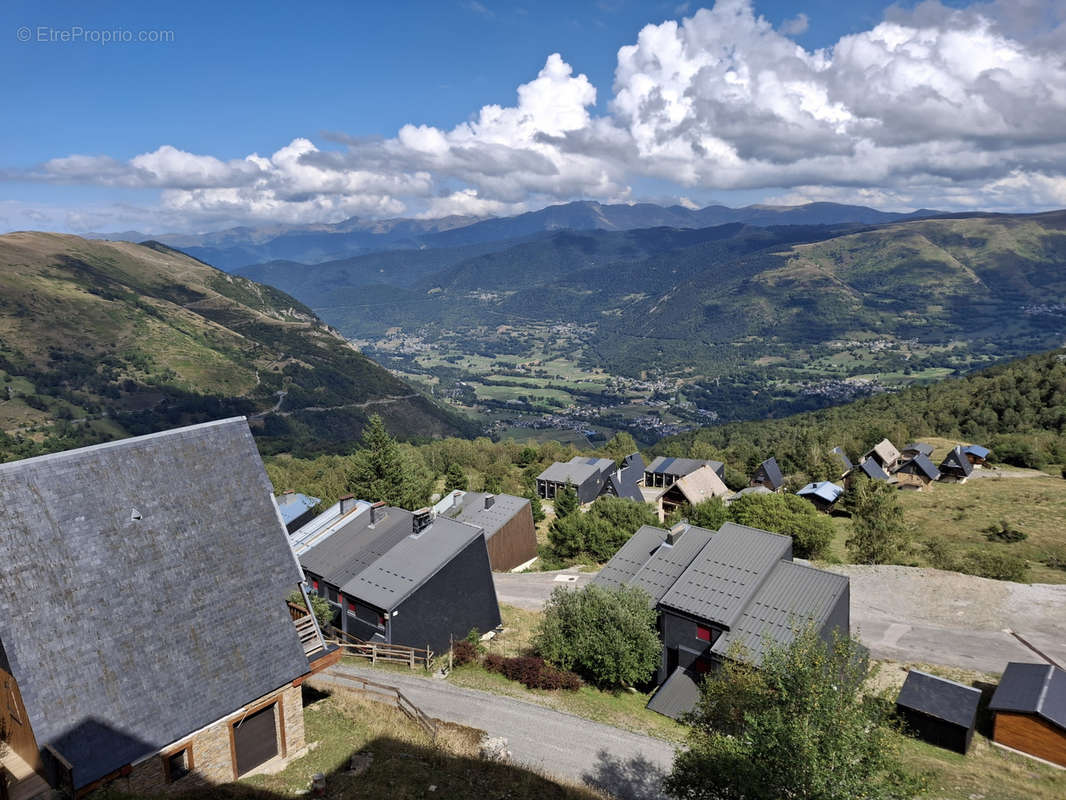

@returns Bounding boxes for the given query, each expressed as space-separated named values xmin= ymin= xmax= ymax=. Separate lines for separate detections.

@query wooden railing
xmin=326 ymin=674 xmax=438 ymax=739
xmin=288 ymin=601 xmax=310 ymax=620
xmin=288 ymin=601 xmax=325 ymax=656
xmin=326 ymin=626 xmax=433 ymax=670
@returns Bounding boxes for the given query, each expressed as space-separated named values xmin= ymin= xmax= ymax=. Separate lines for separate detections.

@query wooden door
xmin=233 ymin=704 xmax=278 ymax=776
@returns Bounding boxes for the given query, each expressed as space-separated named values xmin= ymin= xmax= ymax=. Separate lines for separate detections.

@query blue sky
xmin=2 ymin=0 xmax=1064 ymax=232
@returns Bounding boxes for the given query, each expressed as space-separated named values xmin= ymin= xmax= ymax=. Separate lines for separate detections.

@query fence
xmin=326 ymin=626 xmax=434 ymax=670
xmin=320 ymin=674 xmax=438 ymax=739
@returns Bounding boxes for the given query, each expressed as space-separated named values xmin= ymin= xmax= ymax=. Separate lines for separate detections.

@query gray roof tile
xmin=897 ymin=670 xmax=981 ymax=729
xmin=990 ymin=662 xmax=1066 ymax=729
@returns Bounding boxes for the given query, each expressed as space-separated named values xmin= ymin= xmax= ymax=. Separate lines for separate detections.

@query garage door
xmin=233 ymin=704 xmax=278 ymax=776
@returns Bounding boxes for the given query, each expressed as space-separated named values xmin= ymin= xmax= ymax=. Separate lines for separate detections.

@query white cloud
xmin=4 ymin=0 xmax=1066 ymax=231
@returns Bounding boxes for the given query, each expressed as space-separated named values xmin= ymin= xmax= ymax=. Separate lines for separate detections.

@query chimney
xmin=339 ymin=494 xmax=356 ymax=514
xmin=369 ymin=500 xmax=387 ymax=525
xmin=666 ymin=520 xmax=689 ymax=545
xmin=484 ymin=494 xmax=495 ymax=510
xmin=412 ymin=507 xmax=432 ymax=534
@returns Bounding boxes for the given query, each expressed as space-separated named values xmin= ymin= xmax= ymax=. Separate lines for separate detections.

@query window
xmin=326 ymin=586 xmax=338 ymax=604
xmin=164 ymin=746 xmax=192 ymax=782
xmin=696 ymin=625 xmax=712 ymax=642
xmin=347 ymin=601 xmax=357 ymax=613
xmin=377 ymin=614 xmax=386 ymax=627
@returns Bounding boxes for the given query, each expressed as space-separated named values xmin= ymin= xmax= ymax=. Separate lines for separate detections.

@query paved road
xmin=494 ymin=567 xmax=1066 ymax=675
xmin=320 ymin=662 xmax=674 ymax=800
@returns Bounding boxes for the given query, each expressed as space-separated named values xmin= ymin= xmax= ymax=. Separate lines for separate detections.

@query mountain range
xmin=0 ymin=232 xmax=473 ymax=460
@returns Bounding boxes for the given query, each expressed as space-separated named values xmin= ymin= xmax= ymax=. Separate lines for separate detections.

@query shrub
xmin=535 ymin=584 xmax=661 ymax=688
xmin=452 ymin=640 xmax=478 ymax=666
xmin=728 ymin=492 xmax=834 ymax=558
xmin=286 ymin=589 xmax=334 ymax=630
xmin=483 ymin=652 xmax=506 ymax=673
xmin=1044 ymin=552 xmax=1066 ymax=572
xmin=984 ymin=520 xmax=1027 ymax=543
xmin=482 ymin=653 xmax=581 ymax=691
xmin=957 ymin=550 xmax=1030 ymax=583
xmin=547 ymin=495 xmax=660 ymax=563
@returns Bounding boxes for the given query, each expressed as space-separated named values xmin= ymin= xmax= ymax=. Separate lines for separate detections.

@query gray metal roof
xmin=989 ymin=662 xmax=1066 ymax=730
xmin=898 ymin=453 xmax=940 ymax=481
xmin=858 ymin=457 xmax=890 ymax=480
xmin=298 ymin=506 xmax=415 ymax=589
xmin=646 ymin=667 xmax=702 ymax=720
xmin=796 ymin=481 xmax=844 ymax=504
xmin=0 ymin=418 xmax=310 ymax=789
xmin=902 ymin=443 xmax=935 ymax=457
xmin=896 ymin=670 xmax=981 ymax=729
xmin=623 ymin=452 xmax=646 ymax=473
xmin=537 ymin=456 xmax=614 ymax=485
xmin=628 ymin=526 xmax=716 ymax=605
xmin=711 ymin=560 xmax=849 ymax=664
xmin=940 ymin=446 xmax=973 ymax=476
xmin=659 ymin=522 xmax=792 ymax=627
xmin=646 ymin=456 xmax=724 ymax=478
xmin=445 ymin=492 xmax=531 ymax=540
xmin=591 ymin=525 xmax=669 ymax=591
xmin=606 ymin=462 xmax=646 ymax=502
xmin=754 ymin=457 xmax=784 ymax=490
xmin=344 ymin=517 xmax=487 ymax=611
xmin=830 ymin=447 xmax=853 ymax=471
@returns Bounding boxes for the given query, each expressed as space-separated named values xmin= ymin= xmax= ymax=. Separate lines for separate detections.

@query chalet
xmin=894 ymin=454 xmax=941 ymax=490
xmin=989 ymin=662 xmax=1066 ymax=768
xmin=796 ymin=481 xmax=844 ymax=513
xmin=963 ymin=445 xmax=992 ymax=467
xmin=536 ymin=456 xmax=616 ymax=503
xmin=901 ymin=443 xmax=934 ymax=460
xmin=0 ymin=419 xmax=331 ymax=798
xmin=432 ymin=490 xmax=538 ymax=571
xmin=939 ymin=446 xmax=974 ymax=483
xmin=276 ymin=491 xmax=321 ymax=534
xmin=750 ymin=457 xmax=785 ymax=492
xmin=644 ymin=456 xmax=724 ymax=489
xmin=657 ymin=465 xmax=731 ymax=521
xmin=862 ymin=438 xmax=902 ymax=471
xmin=295 ymin=501 xmax=501 ymax=655
xmin=598 ymin=452 xmax=646 ymax=503
xmin=843 ymin=457 xmax=892 ymax=489
xmin=896 ymin=670 xmax=981 ymax=754
xmin=594 ymin=522 xmax=850 ymax=720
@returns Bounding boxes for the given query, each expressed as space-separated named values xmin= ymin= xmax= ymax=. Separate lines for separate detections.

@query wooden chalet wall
xmin=994 ymin=711 xmax=1066 ymax=767
xmin=1 ymin=666 xmax=41 ymax=773
xmin=484 ymin=508 xmax=537 ymax=571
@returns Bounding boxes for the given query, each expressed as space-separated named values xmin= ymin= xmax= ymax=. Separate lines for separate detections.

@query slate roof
xmin=628 ymin=525 xmax=716 ymax=605
xmin=647 ymin=667 xmax=702 ymax=720
xmin=856 ymin=457 xmax=890 ymax=480
xmin=298 ymin=506 xmax=415 ymax=590
xmin=646 ymin=456 xmax=725 ymax=479
xmin=989 ymin=662 xmax=1066 ymax=730
xmin=443 ymin=492 xmax=531 ymax=539
xmin=711 ymin=560 xmax=849 ymax=664
xmin=0 ymin=418 xmax=310 ymax=789
xmin=345 ymin=517 xmax=488 ymax=611
xmin=902 ymin=443 xmax=935 ymax=457
xmin=830 ymin=446 xmax=853 ymax=471
xmin=754 ymin=457 xmax=785 ymax=490
xmin=897 ymin=670 xmax=981 ymax=729
xmin=622 ymin=452 xmax=646 ymax=473
xmin=898 ymin=453 xmax=940 ymax=481
xmin=863 ymin=438 xmax=901 ymax=467
xmin=537 ymin=456 xmax=614 ymax=485
xmin=964 ymin=444 xmax=991 ymax=460
xmin=276 ymin=491 xmax=321 ymax=525
xmin=797 ymin=481 xmax=844 ymax=504
xmin=659 ymin=523 xmax=792 ymax=627
xmin=940 ymin=446 xmax=973 ymax=477
xmin=606 ymin=463 xmax=646 ymax=502
xmin=667 ymin=466 xmax=731 ymax=506
xmin=591 ymin=525 xmax=669 ymax=591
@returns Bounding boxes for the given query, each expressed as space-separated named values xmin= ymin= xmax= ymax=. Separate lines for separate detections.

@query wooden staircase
xmin=288 ymin=601 xmax=325 ymax=657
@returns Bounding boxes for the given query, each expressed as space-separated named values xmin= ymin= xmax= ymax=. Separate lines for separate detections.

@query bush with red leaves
xmin=452 ymin=639 xmax=479 ymax=666
xmin=482 ymin=653 xmax=580 ymax=691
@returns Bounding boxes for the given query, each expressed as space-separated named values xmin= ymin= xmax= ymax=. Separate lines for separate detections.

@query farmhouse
xmin=276 ymin=490 xmax=321 ymax=534
xmin=595 ymin=522 xmax=850 ymax=720
xmin=433 ymin=490 xmax=537 ymax=571
xmin=598 ymin=452 xmax=646 ymax=502
xmin=939 ymin=446 xmax=974 ymax=483
xmin=644 ymin=456 xmax=724 ymax=489
xmin=989 ymin=662 xmax=1066 ymax=767
xmin=795 ymin=481 xmax=844 ymax=513
xmin=749 ymin=457 xmax=785 ymax=492
xmin=656 ymin=465 xmax=731 ymax=521
xmin=894 ymin=454 xmax=941 ymax=490
xmin=295 ymin=501 xmax=501 ymax=655
xmin=896 ymin=670 xmax=981 ymax=754
xmin=0 ymin=419 xmax=329 ymax=798
xmin=862 ymin=438 xmax=902 ymax=471
xmin=901 ymin=442 xmax=935 ymax=460
xmin=843 ymin=456 xmax=892 ymax=489
xmin=963 ymin=444 xmax=992 ymax=467
xmin=536 ymin=456 xmax=616 ymax=503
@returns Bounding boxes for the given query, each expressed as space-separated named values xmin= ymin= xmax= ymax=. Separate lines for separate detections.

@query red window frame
xmin=696 ymin=625 xmax=712 ymax=642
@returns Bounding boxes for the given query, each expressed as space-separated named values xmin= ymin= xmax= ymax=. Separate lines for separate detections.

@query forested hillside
xmin=0 ymin=233 xmax=474 ymax=461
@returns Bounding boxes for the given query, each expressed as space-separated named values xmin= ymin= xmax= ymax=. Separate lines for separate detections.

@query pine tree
xmin=346 ymin=414 xmax=428 ymax=509
xmin=443 ymin=463 xmax=468 ymax=492
xmin=846 ymin=478 xmax=909 ymax=564
xmin=553 ymin=486 xmax=579 ymax=519
xmin=525 ymin=490 xmax=546 ymax=523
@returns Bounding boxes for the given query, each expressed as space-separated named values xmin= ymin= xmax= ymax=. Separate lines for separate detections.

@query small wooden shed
xmin=896 ymin=670 xmax=981 ymax=754
xmin=989 ymin=662 xmax=1066 ymax=767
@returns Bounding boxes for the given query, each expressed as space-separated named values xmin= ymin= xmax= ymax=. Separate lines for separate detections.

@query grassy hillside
xmin=0 ymin=232 xmax=474 ymax=460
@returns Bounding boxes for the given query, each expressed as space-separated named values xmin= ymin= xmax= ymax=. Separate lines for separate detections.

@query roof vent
xmin=484 ymin=495 xmax=495 ymax=510
xmin=339 ymin=494 xmax=357 ymax=514
xmin=666 ymin=521 xmax=688 ymax=545
xmin=130 ymin=508 xmax=142 ymax=522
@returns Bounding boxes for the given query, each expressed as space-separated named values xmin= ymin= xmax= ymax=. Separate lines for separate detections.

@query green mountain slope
xmin=0 ymin=232 xmax=473 ymax=459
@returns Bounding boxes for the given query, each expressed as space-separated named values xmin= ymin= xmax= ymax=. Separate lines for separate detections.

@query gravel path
xmin=495 ymin=565 xmax=1066 ymax=675
xmin=320 ymin=662 xmax=673 ymax=800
